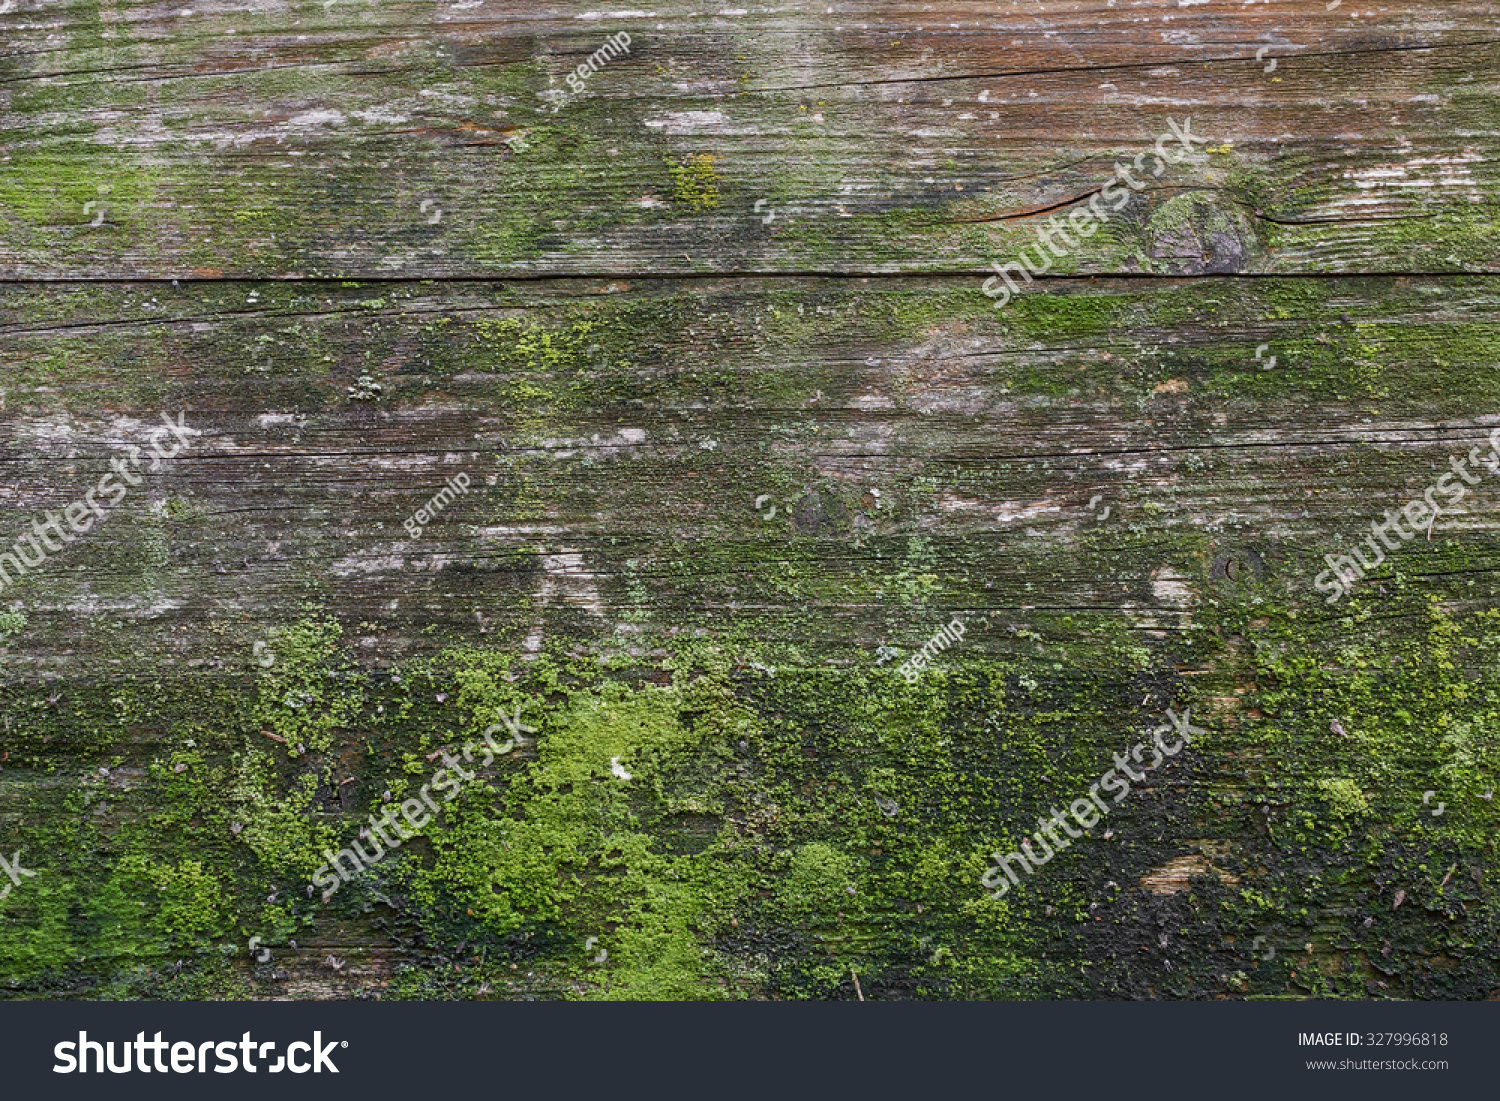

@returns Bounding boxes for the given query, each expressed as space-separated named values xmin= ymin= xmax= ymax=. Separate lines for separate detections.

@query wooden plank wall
xmin=0 ymin=0 xmax=1496 ymax=1000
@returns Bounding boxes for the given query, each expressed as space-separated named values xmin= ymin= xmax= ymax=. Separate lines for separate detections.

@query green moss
xmin=666 ymin=154 xmax=722 ymax=211
xmin=475 ymin=317 xmax=596 ymax=372
xmin=779 ymin=841 xmax=857 ymax=915
xmin=2 ymin=528 xmax=1497 ymax=1001
xmin=1314 ymin=777 xmax=1371 ymax=821
xmin=0 ymin=149 xmax=154 ymax=238
xmin=163 ymin=498 xmax=204 ymax=522
xmin=113 ymin=855 xmax=228 ymax=942
xmin=468 ymin=315 xmax=605 ymax=427
xmin=0 ymin=881 xmax=76 ymax=981
xmin=251 ymin=616 xmax=364 ymax=756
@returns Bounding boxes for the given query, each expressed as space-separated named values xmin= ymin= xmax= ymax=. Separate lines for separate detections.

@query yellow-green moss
xmin=666 ymin=154 xmax=722 ymax=211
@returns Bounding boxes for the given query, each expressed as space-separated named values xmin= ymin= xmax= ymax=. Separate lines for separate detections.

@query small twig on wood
xmin=850 ymin=968 xmax=864 ymax=1002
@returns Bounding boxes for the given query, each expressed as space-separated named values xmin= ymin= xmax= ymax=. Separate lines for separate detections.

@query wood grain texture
xmin=3 ymin=2 xmax=1498 ymax=277
xmin=0 ymin=0 xmax=1497 ymax=1002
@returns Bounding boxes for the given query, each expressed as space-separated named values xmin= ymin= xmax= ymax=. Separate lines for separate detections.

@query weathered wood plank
xmin=0 ymin=0 xmax=1497 ymax=1003
xmin=2 ymin=3 xmax=1498 ymax=278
